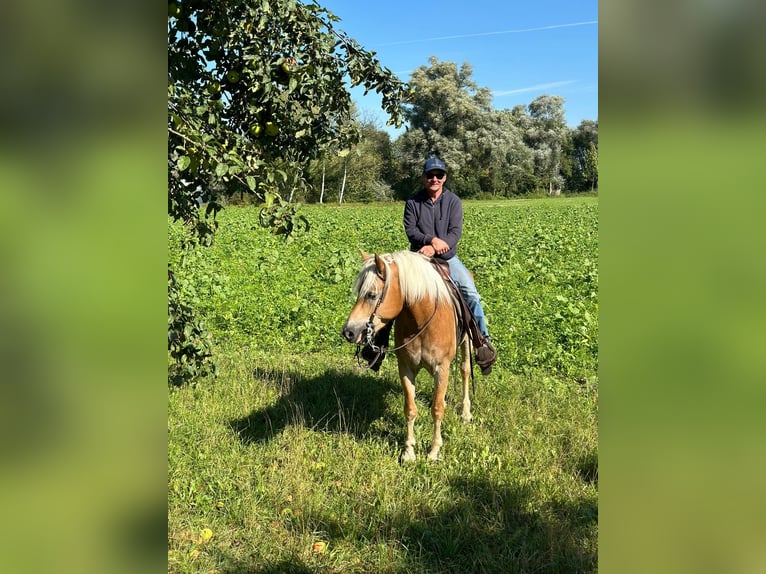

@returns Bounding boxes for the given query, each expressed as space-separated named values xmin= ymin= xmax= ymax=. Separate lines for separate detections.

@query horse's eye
xmin=366 ymin=291 xmax=378 ymax=300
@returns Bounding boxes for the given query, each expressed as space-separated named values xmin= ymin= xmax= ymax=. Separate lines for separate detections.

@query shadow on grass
xmin=391 ymin=476 xmax=597 ymax=573
xmin=223 ymin=367 xmax=597 ymax=573
xmin=574 ymin=449 xmax=599 ymax=486
xmin=246 ymin=559 xmax=313 ymax=574
xmin=211 ymin=474 xmax=596 ymax=574
xmin=212 ymin=556 xmax=313 ymax=574
xmin=229 ymin=366 xmax=398 ymax=444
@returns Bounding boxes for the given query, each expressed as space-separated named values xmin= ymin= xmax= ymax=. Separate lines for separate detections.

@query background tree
xmin=343 ymin=122 xmax=395 ymax=202
xmin=583 ymin=142 xmax=599 ymax=191
xmin=395 ymin=57 xmax=566 ymax=198
xmin=306 ymin=118 xmax=394 ymax=203
xmin=296 ymin=57 xmax=598 ymax=201
xmin=523 ymin=95 xmax=569 ymax=194
xmin=397 ymin=57 xmax=495 ymax=197
xmin=492 ymin=109 xmax=537 ymax=196
xmin=168 ymin=0 xmax=409 ymax=383
xmin=568 ymin=119 xmax=599 ymax=191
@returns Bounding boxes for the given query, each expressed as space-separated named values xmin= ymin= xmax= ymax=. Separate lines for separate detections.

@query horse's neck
xmin=400 ymin=295 xmax=440 ymax=324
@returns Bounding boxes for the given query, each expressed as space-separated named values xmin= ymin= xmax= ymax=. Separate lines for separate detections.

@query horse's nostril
xmin=342 ymin=328 xmax=355 ymax=342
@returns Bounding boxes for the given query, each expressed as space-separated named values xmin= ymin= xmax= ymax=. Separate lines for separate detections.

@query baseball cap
xmin=422 ymin=157 xmax=447 ymax=174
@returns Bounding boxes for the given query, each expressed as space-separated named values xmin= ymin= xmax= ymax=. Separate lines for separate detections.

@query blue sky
xmin=315 ymin=0 xmax=598 ymax=135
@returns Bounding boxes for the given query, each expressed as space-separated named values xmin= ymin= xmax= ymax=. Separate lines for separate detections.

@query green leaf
xmin=215 ymin=163 xmax=229 ymax=177
xmin=246 ymin=175 xmax=256 ymax=191
xmin=177 ymin=156 xmax=191 ymax=172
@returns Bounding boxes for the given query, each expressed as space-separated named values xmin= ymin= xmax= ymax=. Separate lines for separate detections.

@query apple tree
xmin=168 ymin=0 xmax=409 ymax=383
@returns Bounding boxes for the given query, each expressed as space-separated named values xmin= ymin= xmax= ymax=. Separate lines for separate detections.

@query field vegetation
xmin=168 ymin=196 xmax=598 ymax=573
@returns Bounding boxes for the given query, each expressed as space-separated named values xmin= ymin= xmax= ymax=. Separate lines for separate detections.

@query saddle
xmin=429 ymin=259 xmax=487 ymax=351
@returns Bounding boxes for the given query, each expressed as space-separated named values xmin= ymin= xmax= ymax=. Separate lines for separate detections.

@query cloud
xmin=379 ymin=20 xmax=597 ymax=46
xmin=492 ymin=80 xmax=577 ymax=97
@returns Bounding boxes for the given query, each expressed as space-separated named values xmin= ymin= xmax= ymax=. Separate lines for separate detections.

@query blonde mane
xmin=354 ymin=251 xmax=451 ymax=305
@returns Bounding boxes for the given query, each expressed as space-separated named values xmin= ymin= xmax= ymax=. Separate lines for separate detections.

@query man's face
xmin=423 ymin=170 xmax=446 ymax=195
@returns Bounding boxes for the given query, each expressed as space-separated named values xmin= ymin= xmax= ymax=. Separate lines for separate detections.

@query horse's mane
xmin=354 ymin=251 xmax=451 ymax=305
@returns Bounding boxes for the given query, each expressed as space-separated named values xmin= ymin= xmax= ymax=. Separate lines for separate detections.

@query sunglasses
xmin=425 ymin=171 xmax=446 ymax=180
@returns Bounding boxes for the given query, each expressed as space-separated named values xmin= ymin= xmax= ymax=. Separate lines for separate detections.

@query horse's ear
xmin=374 ymin=254 xmax=387 ymax=280
xmin=360 ymin=250 xmax=371 ymax=261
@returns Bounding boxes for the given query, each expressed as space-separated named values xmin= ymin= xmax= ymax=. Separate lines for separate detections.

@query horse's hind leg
xmin=459 ymin=337 xmax=473 ymax=423
xmin=399 ymin=365 xmax=418 ymax=462
xmin=427 ymin=363 xmax=450 ymax=461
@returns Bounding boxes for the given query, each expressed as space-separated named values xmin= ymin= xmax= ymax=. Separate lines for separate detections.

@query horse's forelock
xmin=353 ymin=257 xmax=384 ymax=296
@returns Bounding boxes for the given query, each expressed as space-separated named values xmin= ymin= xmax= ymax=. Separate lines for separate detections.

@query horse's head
xmin=341 ymin=252 xmax=403 ymax=344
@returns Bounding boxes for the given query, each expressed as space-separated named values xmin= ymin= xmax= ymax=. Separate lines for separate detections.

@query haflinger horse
xmin=342 ymin=250 xmax=472 ymax=462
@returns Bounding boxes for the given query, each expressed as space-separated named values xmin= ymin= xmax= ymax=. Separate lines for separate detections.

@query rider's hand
xmin=431 ymin=237 xmax=449 ymax=255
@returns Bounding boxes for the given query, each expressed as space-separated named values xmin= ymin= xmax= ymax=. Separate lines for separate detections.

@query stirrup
xmin=475 ymin=340 xmax=497 ymax=375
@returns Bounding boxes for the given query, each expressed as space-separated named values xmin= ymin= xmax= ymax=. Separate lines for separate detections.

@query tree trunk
xmin=338 ymin=160 xmax=347 ymax=204
xmin=319 ymin=159 xmax=325 ymax=204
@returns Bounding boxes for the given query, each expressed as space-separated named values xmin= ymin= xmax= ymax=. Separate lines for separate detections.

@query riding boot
xmin=475 ymin=337 xmax=497 ymax=376
xmin=467 ymin=316 xmax=497 ymax=376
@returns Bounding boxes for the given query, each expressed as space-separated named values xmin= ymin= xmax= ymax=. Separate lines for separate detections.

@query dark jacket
xmin=403 ymin=188 xmax=462 ymax=260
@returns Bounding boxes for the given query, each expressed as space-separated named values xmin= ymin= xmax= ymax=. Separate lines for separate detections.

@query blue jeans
xmin=446 ymin=256 xmax=489 ymax=339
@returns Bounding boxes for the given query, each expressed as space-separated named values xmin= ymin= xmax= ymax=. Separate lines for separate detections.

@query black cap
xmin=422 ymin=157 xmax=447 ymax=173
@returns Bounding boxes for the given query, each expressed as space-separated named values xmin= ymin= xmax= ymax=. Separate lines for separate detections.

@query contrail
xmin=493 ymin=80 xmax=577 ymax=97
xmin=378 ymin=20 xmax=598 ymax=46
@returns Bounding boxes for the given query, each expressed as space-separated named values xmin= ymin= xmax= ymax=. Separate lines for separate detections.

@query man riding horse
xmin=403 ymin=157 xmax=497 ymax=375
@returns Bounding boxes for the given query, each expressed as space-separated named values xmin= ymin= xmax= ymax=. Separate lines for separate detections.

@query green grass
xmin=169 ymin=197 xmax=598 ymax=573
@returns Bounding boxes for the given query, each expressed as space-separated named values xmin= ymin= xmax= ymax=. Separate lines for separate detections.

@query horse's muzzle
xmin=341 ymin=325 xmax=362 ymax=344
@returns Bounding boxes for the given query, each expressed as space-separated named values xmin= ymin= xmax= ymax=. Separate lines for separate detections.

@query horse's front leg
xmin=427 ymin=363 xmax=450 ymax=461
xmin=399 ymin=364 xmax=418 ymax=463
xmin=460 ymin=337 xmax=473 ymax=423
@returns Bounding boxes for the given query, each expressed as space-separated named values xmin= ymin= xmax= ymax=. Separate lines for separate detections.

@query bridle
xmin=359 ymin=258 xmax=439 ymax=356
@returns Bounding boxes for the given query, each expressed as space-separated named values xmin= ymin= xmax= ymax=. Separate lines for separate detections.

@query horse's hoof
xmin=401 ymin=450 xmax=416 ymax=463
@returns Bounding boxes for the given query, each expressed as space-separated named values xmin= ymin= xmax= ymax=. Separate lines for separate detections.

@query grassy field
xmin=168 ymin=196 xmax=598 ymax=573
